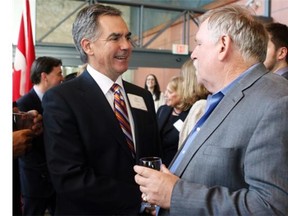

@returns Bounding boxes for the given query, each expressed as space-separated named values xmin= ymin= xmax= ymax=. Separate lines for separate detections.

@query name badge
xmin=173 ymin=119 xmax=184 ymax=132
xmin=127 ymin=93 xmax=148 ymax=111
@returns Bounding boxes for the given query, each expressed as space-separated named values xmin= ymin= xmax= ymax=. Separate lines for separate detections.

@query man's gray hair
xmin=199 ymin=5 xmax=268 ymax=63
xmin=72 ymin=4 xmax=122 ymax=63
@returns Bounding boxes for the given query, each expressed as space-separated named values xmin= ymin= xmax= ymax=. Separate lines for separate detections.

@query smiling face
xmin=83 ymin=15 xmax=132 ymax=81
xmin=164 ymin=86 xmax=181 ymax=107
xmin=146 ymin=75 xmax=156 ymax=89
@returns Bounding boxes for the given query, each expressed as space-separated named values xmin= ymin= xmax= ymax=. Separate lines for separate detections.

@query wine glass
xmin=139 ymin=156 xmax=162 ymax=208
xmin=13 ymin=112 xmax=34 ymax=130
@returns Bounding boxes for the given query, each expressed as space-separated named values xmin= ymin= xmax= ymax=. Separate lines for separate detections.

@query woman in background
xmin=178 ymin=59 xmax=210 ymax=148
xmin=144 ymin=74 xmax=165 ymax=111
xmin=157 ymin=59 xmax=210 ymax=167
xmin=157 ymin=76 xmax=190 ymax=166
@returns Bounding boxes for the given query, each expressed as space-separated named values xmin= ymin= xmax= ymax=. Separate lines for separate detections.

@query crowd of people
xmin=12 ymin=3 xmax=288 ymax=216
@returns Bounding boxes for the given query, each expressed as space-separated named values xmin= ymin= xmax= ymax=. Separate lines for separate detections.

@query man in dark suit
xmin=42 ymin=4 xmax=161 ymax=215
xmin=134 ymin=5 xmax=288 ymax=215
xmin=264 ymin=22 xmax=288 ymax=79
xmin=16 ymin=56 xmax=63 ymax=215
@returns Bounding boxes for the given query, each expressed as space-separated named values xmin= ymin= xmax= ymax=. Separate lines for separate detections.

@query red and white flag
xmin=13 ymin=0 xmax=35 ymax=101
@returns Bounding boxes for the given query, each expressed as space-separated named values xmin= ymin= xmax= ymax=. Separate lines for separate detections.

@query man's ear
xmin=218 ymin=34 xmax=231 ymax=61
xmin=81 ymin=38 xmax=94 ymax=56
xmin=277 ymin=47 xmax=288 ymax=61
xmin=41 ymin=72 xmax=47 ymax=81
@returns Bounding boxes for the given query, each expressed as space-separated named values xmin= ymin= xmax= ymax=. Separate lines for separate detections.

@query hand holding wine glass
xmin=139 ymin=156 xmax=162 ymax=208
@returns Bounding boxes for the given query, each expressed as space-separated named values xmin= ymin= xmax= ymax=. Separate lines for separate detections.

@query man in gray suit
xmin=134 ymin=5 xmax=288 ymax=215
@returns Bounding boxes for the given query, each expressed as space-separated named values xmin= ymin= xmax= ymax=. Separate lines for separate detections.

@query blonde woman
xmin=157 ymin=76 xmax=191 ymax=166
xmin=178 ymin=59 xmax=210 ymax=148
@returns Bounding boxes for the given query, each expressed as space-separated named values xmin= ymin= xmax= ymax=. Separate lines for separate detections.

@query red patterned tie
xmin=111 ymin=83 xmax=136 ymax=158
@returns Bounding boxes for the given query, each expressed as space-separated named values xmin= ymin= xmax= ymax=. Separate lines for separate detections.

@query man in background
xmin=16 ymin=56 xmax=63 ymax=216
xmin=264 ymin=22 xmax=288 ymax=79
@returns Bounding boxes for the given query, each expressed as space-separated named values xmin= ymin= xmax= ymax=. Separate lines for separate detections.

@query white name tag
xmin=173 ymin=119 xmax=184 ymax=132
xmin=127 ymin=93 xmax=148 ymax=111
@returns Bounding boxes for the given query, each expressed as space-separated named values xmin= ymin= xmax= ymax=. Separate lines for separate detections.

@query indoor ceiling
xmin=90 ymin=0 xmax=238 ymax=10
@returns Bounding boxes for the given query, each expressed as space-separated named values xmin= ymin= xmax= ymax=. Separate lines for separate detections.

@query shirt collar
xmin=214 ymin=63 xmax=260 ymax=97
xmin=86 ymin=64 xmax=124 ymax=94
xmin=33 ymin=85 xmax=44 ymax=101
xmin=275 ymin=66 xmax=288 ymax=76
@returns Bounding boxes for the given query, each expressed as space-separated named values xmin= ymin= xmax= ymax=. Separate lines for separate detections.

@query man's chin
xmin=115 ymin=67 xmax=128 ymax=75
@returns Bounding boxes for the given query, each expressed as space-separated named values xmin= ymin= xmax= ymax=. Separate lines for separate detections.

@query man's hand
xmin=13 ymin=107 xmax=43 ymax=136
xmin=12 ymin=108 xmax=43 ymax=158
xmin=13 ymin=129 xmax=33 ymax=158
xmin=27 ymin=110 xmax=43 ymax=136
xmin=134 ymin=164 xmax=179 ymax=209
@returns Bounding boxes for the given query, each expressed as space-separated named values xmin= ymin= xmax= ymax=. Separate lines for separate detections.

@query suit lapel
xmin=123 ymin=81 xmax=152 ymax=157
xmin=123 ymin=81 xmax=137 ymax=139
xmin=174 ymin=63 xmax=268 ymax=176
xmin=157 ymin=106 xmax=173 ymax=132
xmin=30 ymin=89 xmax=43 ymax=113
xmin=174 ymin=92 xmax=242 ymax=176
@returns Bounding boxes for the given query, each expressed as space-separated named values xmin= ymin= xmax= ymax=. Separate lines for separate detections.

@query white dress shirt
xmin=86 ymin=64 xmax=136 ymax=148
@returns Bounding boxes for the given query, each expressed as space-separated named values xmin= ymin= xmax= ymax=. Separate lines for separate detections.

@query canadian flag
xmin=13 ymin=0 xmax=35 ymax=101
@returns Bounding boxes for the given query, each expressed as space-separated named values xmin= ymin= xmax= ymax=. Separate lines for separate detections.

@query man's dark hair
xmin=265 ymin=22 xmax=288 ymax=63
xmin=30 ymin=56 xmax=62 ymax=84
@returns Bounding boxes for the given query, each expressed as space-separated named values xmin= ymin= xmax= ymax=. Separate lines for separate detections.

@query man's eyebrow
xmin=107 ymin=32 xmax=132 ymax=38
xmin=107 ymin=32 xmax=121 ymax=38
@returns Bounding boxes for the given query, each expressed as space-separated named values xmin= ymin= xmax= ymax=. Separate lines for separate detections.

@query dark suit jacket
xmin=157 ymin=105 xmax=189 ymax=166
xmin=16 ymin=88 xmax=55 ymax=198
xmin=42 ymin=70 xmax=161 ymax=215
xmin=281 ymin=70 xmax=288 ymax=79
xmin=160 ymin=63 xmax=288 ymax=215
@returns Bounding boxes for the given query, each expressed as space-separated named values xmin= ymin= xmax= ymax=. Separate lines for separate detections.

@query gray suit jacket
xmin=160 ymin=63 xmax=288 ymax=215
